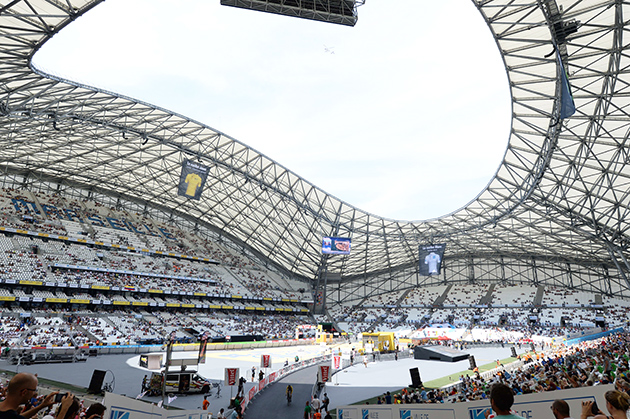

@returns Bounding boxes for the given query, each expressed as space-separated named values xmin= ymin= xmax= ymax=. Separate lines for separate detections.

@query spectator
xmin=84 ymin=403 xmax=106 ymax=419
xmin=57 ymin=395 xmax=79 ymax=419
xmin=486 ymin=383 xmax=525 ymax=419
xmin=311 ymin=396 xmax=321 ymax=413
xmin=304 ymin=401 xmax=312 ymax=419
xmin=0 ymin=373 xmax=58 ymax=419
xmin=551 ymin=399 xmax=572 ymax=419
xmin=581 ymin=390 xmax=630 ymax=419
xmin=322 ymin=393 xmax=330 ymax=411
xmin=237 ymin=377 xmax=246 ymax=398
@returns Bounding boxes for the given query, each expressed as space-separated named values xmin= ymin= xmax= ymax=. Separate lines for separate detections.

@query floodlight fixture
xmin=552 ymin=19 xmax=579 ymax=44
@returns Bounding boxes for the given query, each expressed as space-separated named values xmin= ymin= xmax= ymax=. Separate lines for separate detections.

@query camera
xmin=591 ymin=401 xmax=599 ymax=415
xmin=54 ymin=393 xmax=67 ymax=403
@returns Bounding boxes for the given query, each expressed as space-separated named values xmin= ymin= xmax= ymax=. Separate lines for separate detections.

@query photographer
xmin=0 ymin=373 xmax=58 ymax=419
xmin=581 ymin=390 xmax=630 ymax=419
xmin=42 ymin=393 xmax=78 ymax=419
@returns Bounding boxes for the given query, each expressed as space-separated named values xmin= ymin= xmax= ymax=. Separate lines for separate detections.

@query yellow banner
xmin=70 ymin=299 xmax=89 ymax=304
xmin=19 ymin=280 xmax=43 ymax=286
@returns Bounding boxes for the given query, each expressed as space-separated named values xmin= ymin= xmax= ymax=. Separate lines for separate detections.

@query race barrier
xmin=335 ymin=384 xmax=613 ymax=419
xmin=241 ymin=353 xmax=333 ymax=411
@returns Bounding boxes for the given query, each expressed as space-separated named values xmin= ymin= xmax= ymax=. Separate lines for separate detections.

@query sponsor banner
xmin=258 ymin=378 xmax=267 ymax=391
xmin=224 ymin=368 xmax=239 ymax=386
xmin=338 ymin=408 xmax=358 ymax=419
xmin=336 ymin=385 xmax=612 ymax=419
xmin=103 ymin=392 xmax=208 ymax=419
xmin=332 ymin=355 xmax=341 ymax=369
xmin=248 ymin=385 xmax=257 ymax=401
xmin=19 ymin=280 xmax=42 ymax=286
xmin=268 ymin=372 xmax=277 ymax=383
xmin=397 ymin=405 xmax=457 ymax=419
xmin=261 ymin=354 xmax=271 ymax=368
xmin=361 ymin=407 xmax=393 ymax=419
xmin=319 ymin=365 xmax=331 ymax=382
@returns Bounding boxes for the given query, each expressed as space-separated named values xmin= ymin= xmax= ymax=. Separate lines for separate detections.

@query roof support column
xmin=606 ymin=243 xmax=630 ymax=291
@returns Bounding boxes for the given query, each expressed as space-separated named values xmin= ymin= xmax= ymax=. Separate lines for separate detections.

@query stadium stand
xmin=0 ymin=187 xmax=316 ymax=349
xmin=4 ymin=2 xmax=630 ymax=419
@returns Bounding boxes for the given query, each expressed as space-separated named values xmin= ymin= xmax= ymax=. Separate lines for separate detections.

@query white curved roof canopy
xmin=0 ymin=1 xmax=629 ymax=298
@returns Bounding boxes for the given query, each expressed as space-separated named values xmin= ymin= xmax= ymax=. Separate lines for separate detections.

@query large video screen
xmin=418 ymin=243 xmax=446 ymax=276
xmin=322 ymin=237 xmax=351 ymax=255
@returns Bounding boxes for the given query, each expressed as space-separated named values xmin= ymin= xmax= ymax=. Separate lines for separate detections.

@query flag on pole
xmin=332 ymin=355 xmax=341 ymax=370
xmin=557 ymin=50 xmax=576 ymax=119
xmin=197 ymin=332 xmax=209 ymax=364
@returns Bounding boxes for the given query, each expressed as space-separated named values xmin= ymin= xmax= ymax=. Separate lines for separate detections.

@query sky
xmin=33 ymin=0 xmax=511 ymax=222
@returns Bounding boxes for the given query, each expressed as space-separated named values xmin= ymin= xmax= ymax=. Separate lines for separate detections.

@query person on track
xmin=286 ymin=384 xmax=293 ymax=404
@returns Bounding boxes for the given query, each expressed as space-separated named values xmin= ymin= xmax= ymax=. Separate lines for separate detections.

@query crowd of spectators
xmin=377 ymin=331 xmax=630 ymax=408
xmin=0 ymin=187 xmax=281 ymax=275
xmin=448 ymin=332 xmax=630 ymax=402
xmin=0 ymin=372 xmax=107 ymax=419
xmin=0 ymin=308 xmax=312 ymax=348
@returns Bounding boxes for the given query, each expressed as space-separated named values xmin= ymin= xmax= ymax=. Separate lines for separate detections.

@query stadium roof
xmin=1 ymin=1 xmax=630 ymax=297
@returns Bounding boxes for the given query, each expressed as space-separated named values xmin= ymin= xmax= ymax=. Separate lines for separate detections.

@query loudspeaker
xmin=409 ymin=367 xmax=422 ymax=388
xmin=511 ymin=347 xmax=517 ymax=358
xmin=468 ymin=356 xmax=477 ymax=370
xmin=88 ymin=369 xmax=106 ymax=394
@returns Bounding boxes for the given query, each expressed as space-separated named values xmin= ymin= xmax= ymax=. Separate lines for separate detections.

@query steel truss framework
xmin=1 ymin=1 xmax=630 ymax=309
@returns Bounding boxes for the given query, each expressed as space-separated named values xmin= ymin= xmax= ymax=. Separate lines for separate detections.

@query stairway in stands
xmin=478 ymin=284 xmax=496 ymax=305
xmin=433 ymin=284 xmax=453 ymax=306
xmin=533 ymin=285 xmax=545 ymax=306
